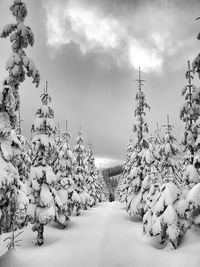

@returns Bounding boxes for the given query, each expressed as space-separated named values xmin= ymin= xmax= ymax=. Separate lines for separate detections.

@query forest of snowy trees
xmin=0 ymin=0 xmax=108 ymax=251
xmin=2 ymin=1 xmax=200 ymax=266
xmin=116 ymin=51 xmax=200 ymax=248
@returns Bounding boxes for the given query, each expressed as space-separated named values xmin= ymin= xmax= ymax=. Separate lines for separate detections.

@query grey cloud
xmin=42 ymin=0 xmax=200 ymax=73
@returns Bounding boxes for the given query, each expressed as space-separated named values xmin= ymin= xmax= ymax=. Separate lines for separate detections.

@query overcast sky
xmin=0 ymin=0 xmax=200 ymax=162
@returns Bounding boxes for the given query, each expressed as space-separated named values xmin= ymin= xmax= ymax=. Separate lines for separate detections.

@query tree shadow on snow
xmin=23 ymin=234 xmax=61 ymax=250
xmin=147 ymin=235 xmax=165 ymax=250
xmin=126 ymin=216 xmax=142 ymax=223
xmin=48 ymin=221 xmax=72 ymax=230
xmin=178 ymin=226 xmax=200 ymax=249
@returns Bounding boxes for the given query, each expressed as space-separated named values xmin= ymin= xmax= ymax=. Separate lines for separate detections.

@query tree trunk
xmin=33 ymin=223 xmax=44 ymax=246
xmin=37 ymin=224 xmax=44 ymax=246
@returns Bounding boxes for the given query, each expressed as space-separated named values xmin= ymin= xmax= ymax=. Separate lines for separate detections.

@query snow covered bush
xmin=0 ymin=0 xmax=39 ymax=236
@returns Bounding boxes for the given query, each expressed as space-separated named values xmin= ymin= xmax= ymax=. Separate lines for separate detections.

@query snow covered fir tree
xmin=96 ymin=168 xmax=109 ymax=202
xmin=73 ymin=128 xmax=90 ymax=213
xmin=54 ymin=121 xmax=77 ymax=224
xmin=120 ymin=67 xmax=151 ymax=219
xmin=180 ymin=61 xmax=200 ymax=231
xmin=28 ymin=85 xmax=64 ymax=245
xmin=86 ymin=141 xmax=108 ymax=205
xmin=143 ymin=117 xmax=186 ymax=249
xmin=116 ymin=137 xmax=134 ymax=203
xmin=85 ymin=141 xmax=98 ymax=206
xmin=0 ymin=0 xmax=39 ymax=235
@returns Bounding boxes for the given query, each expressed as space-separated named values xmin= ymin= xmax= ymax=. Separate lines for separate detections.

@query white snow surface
xmin=1 ymin=202 xmax=200 ymax=267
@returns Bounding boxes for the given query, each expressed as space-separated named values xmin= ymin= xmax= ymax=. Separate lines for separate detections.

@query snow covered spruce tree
xmin=55 ymin=121 xmax=77 ymax=224
xmin=0 ymin=0 xmax=40 ymax=235
xmin=180 ymin=61 xmax=200 ymax=189
xmin=85 ymin=141 xmax=98 ymax=206
xmin=86 ymin=141 xmax=107 ymax=206
xmin=28 ymin=86 xmax=66 ymax=245
xmin=159 ymin=116 xmax=181 ymax=186
xmin=143 ymin=117 xmax=188 ymax=249
xmin=73 ymin=128 xmax=90 ymax=214
xmin=182 ymin=60 xmax=200 ymax=228
xmin=16 ymin=111 xmax=31 ymax=185
xmin=142 ymin=125 xmax=163 ymax=235
xmin=139 ymin=135 xmax=162 ymax=211
xmin=125 ymin=67 xmax=150 ymax=219
xmin=95 ymin=168 xmax=109 ymax=202
xmin=117 ymin=138 xmax=134 ymax=203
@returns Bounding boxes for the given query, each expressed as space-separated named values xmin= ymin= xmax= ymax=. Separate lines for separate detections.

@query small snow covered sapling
xmin=4 ymin=230 xmax=23 ymax=251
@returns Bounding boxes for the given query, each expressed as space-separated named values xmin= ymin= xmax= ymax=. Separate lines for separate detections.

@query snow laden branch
xmin=1 ymin=0 xmax=40 ymax=92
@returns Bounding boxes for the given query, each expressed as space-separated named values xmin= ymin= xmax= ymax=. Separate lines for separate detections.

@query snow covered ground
xmin=1 ymin=202 xmax=200 ymax=267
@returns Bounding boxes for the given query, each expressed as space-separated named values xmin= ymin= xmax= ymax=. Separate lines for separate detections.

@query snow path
xmin=1 ymin=202 xmax=200 ymax=267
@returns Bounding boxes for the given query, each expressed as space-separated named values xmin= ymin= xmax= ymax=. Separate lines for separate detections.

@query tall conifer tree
xmin=125 ymin=68 xmax=150 ymax=219
xmin=29 ymin=84 xmax=61 ymax=245
xmin=0 ymin=0 xmax=39 ymax=235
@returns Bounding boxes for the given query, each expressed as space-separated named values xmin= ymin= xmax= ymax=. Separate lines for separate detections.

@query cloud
xmin=42 ymin=0 xmax=200 ymax=73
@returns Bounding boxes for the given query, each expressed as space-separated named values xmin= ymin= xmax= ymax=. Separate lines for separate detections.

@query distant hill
xmin=95 ymin=157 xmax=124 ymax=169
xmin=102 ymin=165 xmax=123 ymax=178
xmin=102 ymin=165 xmax=123 ymax=196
